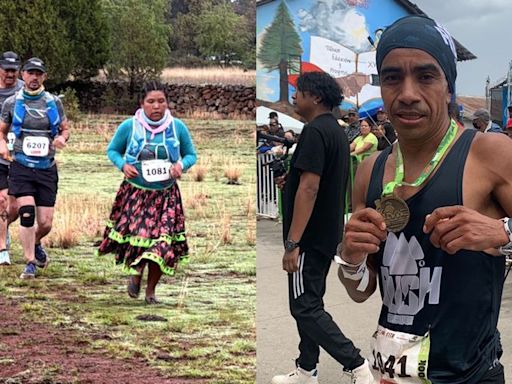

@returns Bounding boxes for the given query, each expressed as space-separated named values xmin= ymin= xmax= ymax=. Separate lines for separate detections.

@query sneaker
xmin=34 ymin=244 xmax=49 ymax=268
xmin=20 ymin=262 xmax=37 ymax=279
xmin=0 ymin=249 xmax=10 ymax=265
xmin=343 ymin=360 xmax=373 ymax=384
xmin=271 ymin=367 xmax=318 ymax=384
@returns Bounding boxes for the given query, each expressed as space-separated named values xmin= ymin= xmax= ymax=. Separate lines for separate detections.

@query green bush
xmin=60 ymin=87 xmax=81 ymax=122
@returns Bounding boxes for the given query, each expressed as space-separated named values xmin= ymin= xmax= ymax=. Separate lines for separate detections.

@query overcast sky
xmin=412 ymin=0 xmax=511 ymax=97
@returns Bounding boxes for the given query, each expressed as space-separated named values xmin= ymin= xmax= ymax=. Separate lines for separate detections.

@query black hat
xmin=23 ymin=57 xmax=46 ymax=73
xmin=268 ymin=111 xmax=278 ymax=119
xmin=0 ymin=51 xmax=20 ymax=70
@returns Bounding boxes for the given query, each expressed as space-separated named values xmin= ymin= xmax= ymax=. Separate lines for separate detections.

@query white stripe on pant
xmin=293 ymin=251 xmax=305 ymax=299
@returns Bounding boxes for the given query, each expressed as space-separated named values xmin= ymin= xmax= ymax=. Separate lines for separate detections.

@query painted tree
xmin=258 ymin=1 xmax=302 ymax=103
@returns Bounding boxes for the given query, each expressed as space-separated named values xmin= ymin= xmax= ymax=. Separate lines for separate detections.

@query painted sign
xmin=257 ymin=0 xmax=410 ymax=117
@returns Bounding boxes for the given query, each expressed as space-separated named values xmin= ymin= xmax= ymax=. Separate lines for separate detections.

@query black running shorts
xmin=8 ymin=161 xmax=58 ymax=207
xmin=0 ymin=163 xmax=8 ymax=190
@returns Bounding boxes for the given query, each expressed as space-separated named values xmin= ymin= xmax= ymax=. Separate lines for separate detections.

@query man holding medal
xmin=272 ymin=71 xmax=373 ymax=384
xmin=338 ymin=15 xmax=512 ymax=383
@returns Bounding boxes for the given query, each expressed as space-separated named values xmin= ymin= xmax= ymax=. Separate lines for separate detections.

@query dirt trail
xmin=0 ymin=297 xmax=202 ymax=384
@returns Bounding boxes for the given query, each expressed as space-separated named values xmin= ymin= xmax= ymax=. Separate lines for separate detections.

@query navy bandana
xmin=376 ymin=15 xmax=457 ymax=94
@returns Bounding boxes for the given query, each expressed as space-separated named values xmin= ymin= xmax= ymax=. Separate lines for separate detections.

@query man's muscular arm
xmin=0 ymin=121 xmax=10 ymax=159
xmin=424 ymin=133 xmax=512 ymax=254
xmin=338 ymin=154 xmax=387 ymax=301
xmin=53 ymin=118 xmax=70 ymax=150
xmin=282 ymin=171 xmax=320 ymax=273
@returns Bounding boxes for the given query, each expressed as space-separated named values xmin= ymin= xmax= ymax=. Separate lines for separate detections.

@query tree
xmin=55 ymin=0 xmax=110 ymax=79
xmin=195 ymin=3 xmax=250 ymax=66
xmin=104 ymin=0 xmax=170 ymax=92
xmin=0 ymin=0 xmax=110 ymax=83
xmin=258 ymin=1 xmax=303 ymax=103
xmin=0 ymin=0 xmax=71 ymax=84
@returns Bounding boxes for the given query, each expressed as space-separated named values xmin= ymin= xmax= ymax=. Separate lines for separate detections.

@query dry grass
xmin=161 ymin=67 xmax=255 ymax=86
xmin=181 ymin=109 xmax=251 ymax=120
xmin=191 ymin=164 xmax=208 ymax=182
xmin=224 ymin=167 xmax=241 ymax=184
xmin=185 ymin=192 xmax=209 ymax=210
xmin=246 ymin=221 xmax=256 ymax=246
xmin=220 ymin=213 xmax=232 ymax=245
xmin=224 ymin=159 xmax=241 ymax=184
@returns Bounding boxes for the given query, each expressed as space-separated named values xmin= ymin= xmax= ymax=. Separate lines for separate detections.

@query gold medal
xmin=375 ymin=195 xmax=410 ymax=233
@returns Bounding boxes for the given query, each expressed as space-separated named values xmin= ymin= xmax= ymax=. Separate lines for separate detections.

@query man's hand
xmin=282 ymin=247 xmax=300 ymax=273
xmin=275 ymin=174 xmax=287 ymax=190
xmin=423 ymin=205 xmax=509 ymax=254
xmin=170 ymin=162 xmax=183 ymax=179
xmin=53 ymin=135 xmax=67 ymax=150
xmin=122 ymin=163 xmax=139 ymax=179
xmin=0 ymin=140 xmax=8 ymax=160
xmin=342 ymin=208 xmax=387 ymax=264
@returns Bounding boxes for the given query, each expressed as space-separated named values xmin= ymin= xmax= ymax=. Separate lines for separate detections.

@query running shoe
xmin=0 ymin=249 xmax=10 ymax=265
xmin=34 ymin=244 xmax=49 ymax=268
xmin=20 ymin=262 xmax=37 ymax=279
xmin=342 ymin=360 xmax=373 ymax=384
xmin=271 ymin=367 xmax=318 ymax=384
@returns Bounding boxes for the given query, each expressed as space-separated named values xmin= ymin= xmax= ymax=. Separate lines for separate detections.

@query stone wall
xmin=51 ymin=81 xmax=255 ymax=118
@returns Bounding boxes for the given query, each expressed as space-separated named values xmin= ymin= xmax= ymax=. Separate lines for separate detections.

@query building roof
xmin=256 ymin=0 xmax=476 ymax=61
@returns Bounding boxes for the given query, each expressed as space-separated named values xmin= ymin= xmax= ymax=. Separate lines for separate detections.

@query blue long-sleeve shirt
xmin=107 ymin=117 xmax=197 ymax=172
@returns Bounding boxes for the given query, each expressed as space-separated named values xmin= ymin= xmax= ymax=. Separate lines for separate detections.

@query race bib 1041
xmin=22 ymin=136 xmax=50 ymax=157
xmin=141 ymin=159 xmax=172 ymax=182
xmin=370 ymin=325 xmax=431 ymax=384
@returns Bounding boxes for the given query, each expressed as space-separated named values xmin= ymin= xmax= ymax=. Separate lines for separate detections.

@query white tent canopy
xmin=256 ymin=106 xmax=304 ymax=133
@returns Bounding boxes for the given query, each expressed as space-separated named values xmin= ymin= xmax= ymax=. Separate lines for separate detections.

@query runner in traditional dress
xmin=97 ymin=81 xmax=197 ymax=304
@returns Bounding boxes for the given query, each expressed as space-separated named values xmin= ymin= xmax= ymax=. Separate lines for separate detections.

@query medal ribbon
xmin=382 ymin=119 xmax=458 ymax=196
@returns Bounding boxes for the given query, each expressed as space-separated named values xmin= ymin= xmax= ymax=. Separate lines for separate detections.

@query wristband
xmin=334 ymin=254 xmax=369 ymax=292
xmin=498 ymin=217 xmax=512 ymax=256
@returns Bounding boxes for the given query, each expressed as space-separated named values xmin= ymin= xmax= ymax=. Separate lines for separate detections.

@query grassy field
xmin=0 ymin=115 xmax=255 ymax=383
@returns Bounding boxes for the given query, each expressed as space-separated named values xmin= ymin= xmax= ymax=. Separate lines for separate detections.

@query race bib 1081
xmin=141 ymin=159 xmax=172 ymax=182
xmin=22 ymin=136 xmax=50 ymax=157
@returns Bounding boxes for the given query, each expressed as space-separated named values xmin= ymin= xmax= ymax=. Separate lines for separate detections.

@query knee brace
xmin=19 ymin=205 xmax=36 ymax=227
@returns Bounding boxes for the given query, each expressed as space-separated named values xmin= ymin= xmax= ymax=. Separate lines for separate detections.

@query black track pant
xmin=477 ymin=363 xmax=504 ymax=384
xmin=288 ymin=249 xmax=364 ymax=371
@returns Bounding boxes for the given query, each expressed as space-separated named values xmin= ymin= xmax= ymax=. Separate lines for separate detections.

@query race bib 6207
xmin=22 ymin=136 xmax=50 ymax=157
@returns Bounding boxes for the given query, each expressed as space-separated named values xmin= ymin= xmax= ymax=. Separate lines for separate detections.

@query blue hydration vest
xmin=12 ymin=90 xmax=61 ymax=169
xmin=124 ymin=117 xmax=181 ymax=190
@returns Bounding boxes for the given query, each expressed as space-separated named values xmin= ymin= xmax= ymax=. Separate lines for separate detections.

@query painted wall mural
xmin=256 ymin=0 xmax=410 ymax=121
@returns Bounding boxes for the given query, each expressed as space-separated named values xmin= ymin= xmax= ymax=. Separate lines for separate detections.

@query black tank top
xmin=366 ymin=129 xmax=504 ymax=383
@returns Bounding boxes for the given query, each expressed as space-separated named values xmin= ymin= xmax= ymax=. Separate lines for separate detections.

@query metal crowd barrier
xmin=257 ymin=153 xmax=279 ymax=218
xmin=257 ymin=153 xmax=358 ymax=221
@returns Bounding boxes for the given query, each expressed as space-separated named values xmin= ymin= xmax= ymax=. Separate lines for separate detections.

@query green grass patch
xmin=3 ymin=116 xmax=255 ymax=383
